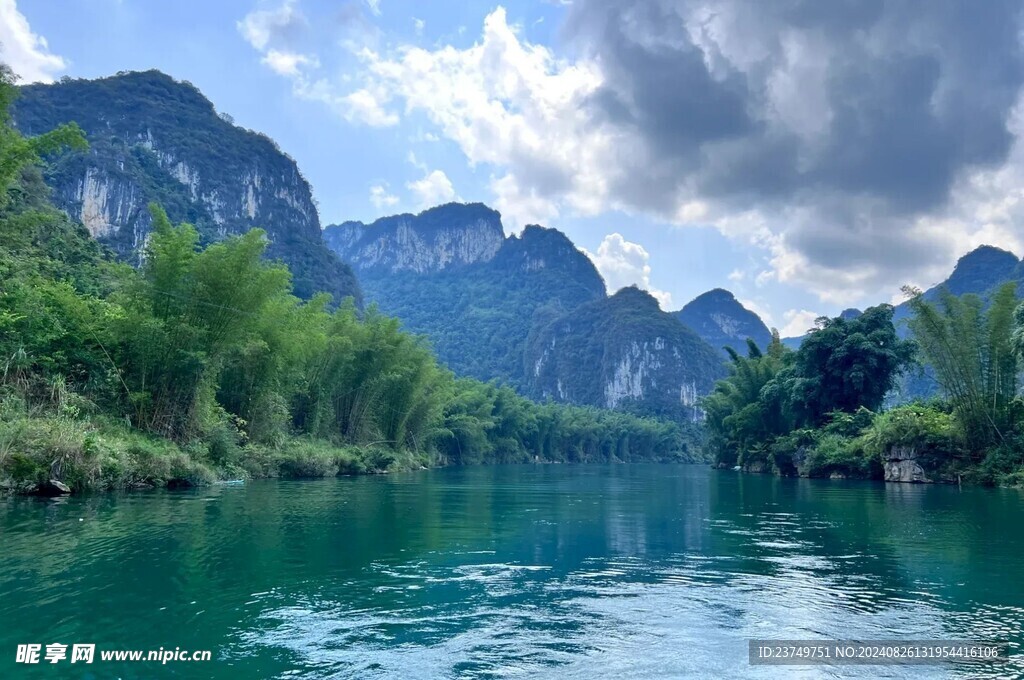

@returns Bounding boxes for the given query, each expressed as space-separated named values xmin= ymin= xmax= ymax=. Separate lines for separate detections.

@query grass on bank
xmin=0 ymin=393 xmax=424 ymax=494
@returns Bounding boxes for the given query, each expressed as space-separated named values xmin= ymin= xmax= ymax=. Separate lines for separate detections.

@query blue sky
xmin=5 ymin=0 xmax=1024 ymax=336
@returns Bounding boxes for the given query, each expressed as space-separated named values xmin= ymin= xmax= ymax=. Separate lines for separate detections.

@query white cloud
xmin=779 ymin=309 xmax=821 ymax=338
xmin=338 ymin=86 xmax=399 ymax=126
xmin=365 ymin=0 xmax=381 ymax=17
xmin=334 ymin=7 xmax=609 ymax=229
xmin=407 ymin=169 xmax=457 ymax=210
xmin=237 ymin=0 xmax=303 ymax=51
xmin=727 ymin=269 xmax=745 ymax=283
xmin=413 ymin=18 xmax=425 ymax=36
xmin=0 ymin=0 xmax=66 ymax=83
xmin=585 ymin=233 xmax=673 ymax=309
xmin=369 ymin=183 xmax=399 ymax=211
xmin=261 ymin=49 xmax=318 ymax=76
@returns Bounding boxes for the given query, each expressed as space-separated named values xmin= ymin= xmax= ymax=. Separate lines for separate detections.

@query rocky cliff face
xmin=525 ymin=287 xmax=725 ymax=420
xmin=324 ymin=203 xmax=729 ymax=418
xmin=13 ymin=70 xmax=360 ymax=304
xmin=324 ymin=204 xmax=606 ymax=388
xmin=324 ymin=203 xmax=505 ymax=273
xmin=676 ymin=288 xmax=772 ymax=357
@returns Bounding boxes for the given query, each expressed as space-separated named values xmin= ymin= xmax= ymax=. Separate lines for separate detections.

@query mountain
xmin=892 ymin=245 xmax=1021 ymax=327
xmin=12 ymin=70 xmax=360 ymax=304
xmin=888 ymin=245 xmax=1023 ymax=401
xmin=524 ymin=287 xmax=727 ymax=421
xmin=324 ymin=203 xmax=606 ymax=385
xmin=325 ymin=204 xmax=727 ymax=417
xmin=675 ymin=288 xmax=772 ymax=357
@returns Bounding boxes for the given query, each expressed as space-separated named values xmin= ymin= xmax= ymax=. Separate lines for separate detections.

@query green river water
xmin=1 ymin=464 xmax=1022 ymax=678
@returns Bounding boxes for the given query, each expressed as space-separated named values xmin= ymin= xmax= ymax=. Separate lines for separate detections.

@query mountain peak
xmin=944 ymin=245 xmax=1020 ymax=296
xmin=953 ymin=244 xmax=1018 ymax=269
xmin=676 ymin=287 xmax=772 ymax=357
xmin=324 ymin=203 xmax=505 ymax=273
xmin=689 ymin=288 xmax=738 ymax=304
xmin=610 ymin=285 xmax=661 ymax=307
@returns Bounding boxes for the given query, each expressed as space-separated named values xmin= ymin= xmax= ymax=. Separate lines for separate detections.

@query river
xmin=1 ymin=465 xmax=1021 ymax=678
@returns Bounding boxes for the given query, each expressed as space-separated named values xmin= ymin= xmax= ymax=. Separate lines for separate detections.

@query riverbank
xmin=0 ymin=410 xmax=703 ymax=496
xmin=0 ymin=412 xmax=433 ymax=496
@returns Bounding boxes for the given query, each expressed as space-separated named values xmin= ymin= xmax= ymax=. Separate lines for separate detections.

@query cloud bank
xmin=240 ymin=0 xmax=1024 ymax=308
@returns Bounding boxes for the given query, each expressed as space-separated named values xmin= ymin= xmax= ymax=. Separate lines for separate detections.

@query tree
xmin=787 ymin=305 xmax=913 ymax=428
xmin=907 ymin=283 xmax=1019 ymax=447
xmin=0 ymin=64 xmax=87 ymax=207
xmin=703 ymin=333 xmax=790 ymax=467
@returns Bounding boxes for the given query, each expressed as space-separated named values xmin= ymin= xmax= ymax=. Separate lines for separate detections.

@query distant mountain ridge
xmin=325 ymin=204 xmax=727 ymax=417
xmin=675 ymin=288 xmax=772 ymax=357
xmin=13 ymin=70 xmax=360 ymax=304
xmin=325 ymin=203 xmax=609 ymax=388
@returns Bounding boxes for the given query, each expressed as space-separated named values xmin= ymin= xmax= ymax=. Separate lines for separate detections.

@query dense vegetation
xmin=13 ymin=69 xmax=361 ymax=304
xmin=326 ymin=216 xmax=609 ymax=388
xmin=0 ymin=69 xmax=694 ymax=493
xmin=706 ymin=294 xmax=1024 ymax=486
xmin=525 ymin=286 xmax=726 ymax=421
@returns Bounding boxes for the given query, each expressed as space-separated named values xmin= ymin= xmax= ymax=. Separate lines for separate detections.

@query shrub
xmin=275 ymin=439 xmax=339 ymax=478
xmin=859 ymin=403 xmax=960 ymax=474
xmin=803 ymin=433 xmax=877 ymax=478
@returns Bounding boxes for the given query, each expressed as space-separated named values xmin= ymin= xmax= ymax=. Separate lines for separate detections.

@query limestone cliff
xmin=525 ymin=287 xmax=726 ymax=421
xmin=13 ymin=70 xmax=360 ymax=304
xmin=324 ymin=203 xmax=505 ymax=273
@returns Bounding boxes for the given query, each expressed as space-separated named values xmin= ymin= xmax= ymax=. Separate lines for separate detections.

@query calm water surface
xmin=1 ymin=465 xmax=1022 ymax=678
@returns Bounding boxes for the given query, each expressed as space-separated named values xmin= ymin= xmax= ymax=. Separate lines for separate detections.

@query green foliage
xmin=0 ymin=76 xmax=688 ymax=491
xmin=13 ymin=69 xmax=360 ymax=305
xmin=786 ymin=305 xmax=914 ymax=428
xmin=703 ymin=331 xmax=790 ymax=467
xmin=704 ymin=307 xmax=917 ymax=479
xmin=859 ymin=403 xmax=958 ymax=461
xmin=907 ymin=283 xmax=1019 ymax=448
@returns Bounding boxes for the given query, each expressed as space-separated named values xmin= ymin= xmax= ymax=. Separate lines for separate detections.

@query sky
xmin=4 ymin=0 xmax=1024 ymax=336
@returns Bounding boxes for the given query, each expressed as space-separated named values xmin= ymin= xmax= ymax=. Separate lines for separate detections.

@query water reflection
xmin=1 ymin=465 xmax=1021 ymax=678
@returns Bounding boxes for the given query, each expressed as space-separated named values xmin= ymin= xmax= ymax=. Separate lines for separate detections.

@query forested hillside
xmin=325 ymin=205 xmax=733 ymax=420
xmin=0 ymin=66 xmax=696 ymax=495
xmin=12 ymin=70 xmax=360 ymax=304
xmin=525 ymin=287 xmax=726 ymax=421
xmin=325 ymin=206 xmax=607 ymax=386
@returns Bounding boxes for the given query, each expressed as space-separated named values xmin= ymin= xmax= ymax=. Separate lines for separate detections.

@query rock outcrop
xmin=33 ymin=479 xmax=72 ymax=496
xmin=883 ymin=446 xmax=931 ymax=483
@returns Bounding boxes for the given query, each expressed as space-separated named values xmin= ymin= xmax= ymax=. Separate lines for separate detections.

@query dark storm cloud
xmin=564 ymin=0 xmax=1024 ymax=254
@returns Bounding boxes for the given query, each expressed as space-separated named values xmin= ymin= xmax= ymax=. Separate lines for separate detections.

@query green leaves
xmin=907 ymin=282 xmax=1020 ymax=448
